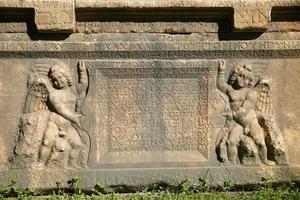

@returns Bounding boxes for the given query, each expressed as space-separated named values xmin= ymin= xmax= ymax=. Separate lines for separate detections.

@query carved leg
xmin=66 ymin=127 xmax=83 ymax=168
xmin=39 ymin=121 xmax=58 ymax=165
xmin=250 ymin=122 xmax=275 ymax=166
xmin=69 ymin=148 xmax=81 ymax=167
xmin=218 ymin=131 xmax=229 ymax=163
xmin=226 ymin=124 xmax=243 ymax=164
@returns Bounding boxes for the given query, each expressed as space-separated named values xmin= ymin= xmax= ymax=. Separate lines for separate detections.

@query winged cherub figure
xmin=14 ymin=61 xmax=90 ymax=168
xmin=216 ymin=60 xmax=275 ymax=165
xmin=38 ymin=61 xmax=89 ymax=167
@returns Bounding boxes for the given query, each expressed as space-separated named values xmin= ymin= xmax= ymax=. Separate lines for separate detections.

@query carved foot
xmin=221 ymin=160 xmax=237 ymax=166
xmin=262 ymin=160 xmax=276 ymax=166
xmin=31 ymin=162 xmax=45 ymax=169
xmin=221 ymin=161 xmax=231 ymax=166
xmin=68 ymin=164 xmax=82 ymax=170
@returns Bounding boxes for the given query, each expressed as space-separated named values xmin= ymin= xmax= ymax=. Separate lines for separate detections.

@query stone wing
xmin=255 ymin=78 xmax=288 ymax=164
xmin=23 ymin=83 xmax=49 ymax=114
xmin=255 ymin=78 xmax=272 ymax=117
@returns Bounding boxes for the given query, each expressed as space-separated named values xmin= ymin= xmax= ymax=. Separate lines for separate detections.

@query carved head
xmin=48 ymin=62 xmax=73 ymax=89
xmin=229 ymin=64 xmax=254 ymax=89
xmin=228 ymin=67 xmax=240 ymax=85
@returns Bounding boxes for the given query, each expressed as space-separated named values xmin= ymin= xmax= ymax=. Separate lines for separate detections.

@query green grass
xmin=4 ymin=189 xmax=299 ymax=200
xmin=1 ymin=178 xmax=300 ymax=200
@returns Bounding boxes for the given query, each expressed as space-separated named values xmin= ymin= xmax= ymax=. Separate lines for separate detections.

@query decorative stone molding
xmin=0 ymin=0 xmax=299 ymax=33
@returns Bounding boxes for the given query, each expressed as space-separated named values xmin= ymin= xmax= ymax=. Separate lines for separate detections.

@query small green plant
xmin=55 ymin=181 xmax=65 ymax=195
xmin=178 ymin=179 xmax=192 ymax=194
xmin=223 ymin=180 xmax=235 ymax=192
xmin=93 ymin=183 xmax=107 ymax=194
xmin=197 ymin=178 xmax=211 ymax=192
xmin=0 ymin=179 xmax=20 ymax=198
xmin=67 ymin=176 xmax=82 ymax=195
xmin=260 ymin=177 xmax=274 ymax=190
xmin=20 ymin=187 xmax=38 ymax=197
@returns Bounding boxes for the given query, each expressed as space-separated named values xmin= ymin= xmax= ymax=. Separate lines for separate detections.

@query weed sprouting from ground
xmin=93 ymin=183 xmax=107 ymax=195
xmin=0 ymin=179 xmax=19 ymax=198
xmin=67 ymin=176 xmax=82 ymax=195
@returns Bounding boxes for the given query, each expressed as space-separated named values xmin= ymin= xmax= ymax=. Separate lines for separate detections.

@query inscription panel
xmin=34 ymin=0 xmax=75 ymax=32
xmin=92 ymin=61 xmax=211 ymax=165
xmin=234 ymin=6 xmax=270 ymax=30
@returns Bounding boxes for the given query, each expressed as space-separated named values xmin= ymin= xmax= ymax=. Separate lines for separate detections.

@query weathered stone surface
xmin=34 ymin=0 xmax=75 ymax=32
xmin=233 ymin=6 xmax=271 ymax=31
xmin=0 ymin=0 xmax=300 ymax=32
xmin=76 ymin=22 xmax=219 ymax=34
xmin=0 ymin=0 xmax=300 ymax=191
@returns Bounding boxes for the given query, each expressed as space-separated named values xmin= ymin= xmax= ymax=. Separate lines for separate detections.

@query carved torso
xmin=227 ymin=87 xmax=249 ymax=110
xmin=48 ymin=86 xmax=77 ymax=115
xmin=227 ymin=87 xmax=257 ymax=127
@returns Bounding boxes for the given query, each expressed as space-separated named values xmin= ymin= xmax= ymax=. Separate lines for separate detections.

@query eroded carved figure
xmin=216 ymin=60 xmax=288 ymax=165
xmin=13 ymin=61 xmax=90 ymax=168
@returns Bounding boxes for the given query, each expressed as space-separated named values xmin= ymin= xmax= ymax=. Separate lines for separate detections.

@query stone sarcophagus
xmin=0 ymin=0 xmax=300 ymax=190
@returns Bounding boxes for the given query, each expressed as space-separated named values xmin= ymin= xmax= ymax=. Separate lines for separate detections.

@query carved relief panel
xmin=13 ymin=60 xmax=90 ymax=169
xmin=7 ymin=58 xmax=289 ymax=171
xmin=215 ymin=60 xmax=287 ymax=166
xmin=4 ymin=57 xmax=289 ymax=170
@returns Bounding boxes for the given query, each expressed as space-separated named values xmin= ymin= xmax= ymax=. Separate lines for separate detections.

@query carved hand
xmin=233 ymin=107 xmax=246 ymax=118
xmin=77 ymin=61 xmax=88 ymax=92
xmin=243 ymin=126 xmax=250 ymax=136
xmin=78 ymin=61 xmax=86 ymax=72
xmin=218 ymin=60 xmax=226 ymax=71
xmin=73 ymin=113 xmax=84 ymax=128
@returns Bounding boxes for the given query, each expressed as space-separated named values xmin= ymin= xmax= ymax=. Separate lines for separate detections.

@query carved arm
xmin=217 ymin=60 xmax=229 ymax=94
xmin=77 ymin=61 xmax=88 ymax=95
